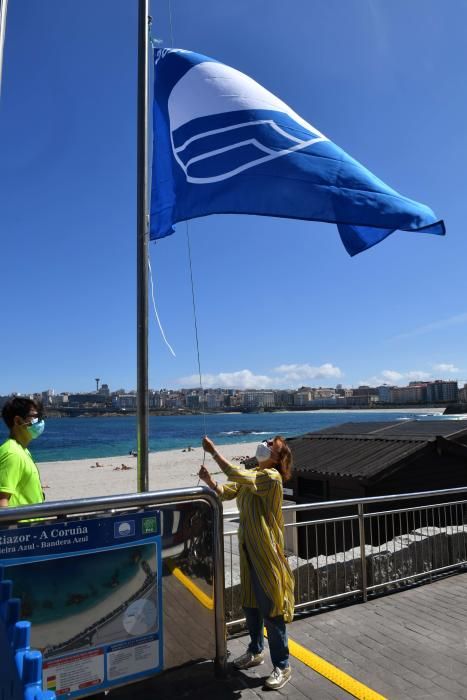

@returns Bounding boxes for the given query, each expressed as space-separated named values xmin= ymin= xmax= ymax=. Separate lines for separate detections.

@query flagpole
xmin=136 ymin=0 xmax=149 ymax=492
xmin=0 ymin=0 xmax=9 ymax=97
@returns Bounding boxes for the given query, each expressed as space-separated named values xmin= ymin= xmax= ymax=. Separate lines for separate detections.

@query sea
xmin=0 ymin=408 xmax=461 ymax=463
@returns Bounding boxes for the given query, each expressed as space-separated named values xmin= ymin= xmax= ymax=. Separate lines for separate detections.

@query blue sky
xmin=1 ymin=0 xmax=466 ymax=394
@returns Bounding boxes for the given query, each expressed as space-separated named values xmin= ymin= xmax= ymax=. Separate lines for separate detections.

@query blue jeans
xmin=243 ymin=564 xmax=289 ymax=669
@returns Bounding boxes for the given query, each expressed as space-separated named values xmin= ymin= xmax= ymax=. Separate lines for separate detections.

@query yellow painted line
xmin=167 ymin=562 xmax=214 ymax=610
xmin=265 ymin=630 xmax=387 ymax=700
xmin=168 ymin=562 xmax=385 ymax=698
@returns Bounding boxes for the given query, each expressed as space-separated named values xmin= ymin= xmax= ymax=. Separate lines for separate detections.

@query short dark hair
xmin=2 ymin=398 xmax=43 ymax=429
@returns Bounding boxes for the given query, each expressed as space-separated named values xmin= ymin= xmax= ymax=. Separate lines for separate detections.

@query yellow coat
xmin=220 ymin=463 xmax=294 ymax=622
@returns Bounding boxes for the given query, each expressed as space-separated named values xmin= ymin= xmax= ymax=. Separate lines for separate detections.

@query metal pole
xmin=358 ymin=503 xmax=368 ymax=602
xmin=136 ymin=0 xmax=149 ymax=492
xmin=0 ymin=0 xmax=9 ymax=98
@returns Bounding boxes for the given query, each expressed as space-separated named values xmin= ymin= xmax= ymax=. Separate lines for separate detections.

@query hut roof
xmin=288 ymin=419 xmax=467 ymax=484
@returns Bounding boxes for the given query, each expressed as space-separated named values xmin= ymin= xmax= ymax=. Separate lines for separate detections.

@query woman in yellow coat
xmin=199 ymin=435 xmax=294 ymax=690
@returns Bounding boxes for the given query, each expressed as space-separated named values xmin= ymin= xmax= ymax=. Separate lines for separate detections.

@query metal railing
xmin=223 ymin=486 xmax=467 ymax=626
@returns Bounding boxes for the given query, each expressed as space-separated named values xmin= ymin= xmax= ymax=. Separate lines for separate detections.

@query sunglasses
xmin=23 ymin=412 xmax=42 ymax=424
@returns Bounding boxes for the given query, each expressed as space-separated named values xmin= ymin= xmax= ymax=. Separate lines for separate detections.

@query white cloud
xmin=273 ymin=363 xmax=343 ymax=382
xmin=405 ymin=371 xmax=432 ymax=381
xmin=176 ymin=362 xmax=343 ymax=389
xmin=432 ymin=363 xmax=459 ymax=374
xmin=380 ymin=370 xmax=404 ymax=383
xmin=361 ymin=369 xmax=409 ymax=386
xmin=390 ymin=312 xmax=467 ymax=341
xmin=362 ymin=364 xmax=461 ymax=386
xmin=177 ymin=369 xmax=273 ymax=390
xmin=362 ymin=374 xmax=396 ymax=387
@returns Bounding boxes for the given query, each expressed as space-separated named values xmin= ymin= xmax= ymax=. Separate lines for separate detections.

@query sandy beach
xmin=36 ymin=409 xmax=449 ymax=502
xmin=33 ymin=561 xmax=151 ymax=651
xmin=38 ymin=442 xmax=258 ymax=502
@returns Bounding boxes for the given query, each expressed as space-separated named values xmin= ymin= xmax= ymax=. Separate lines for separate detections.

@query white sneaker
xmin=233 ymin=651 xmax=265 ymax=669
xmin=264 ymin=666 xmax=292 ymax=690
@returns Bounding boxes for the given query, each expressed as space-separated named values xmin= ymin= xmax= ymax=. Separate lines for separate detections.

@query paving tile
xmin=105 ymin=571 xmax=467 ymax=700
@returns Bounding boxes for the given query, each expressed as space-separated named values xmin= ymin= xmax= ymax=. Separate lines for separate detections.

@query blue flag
xmin=150 ymin=49 xmax=445 ymax=256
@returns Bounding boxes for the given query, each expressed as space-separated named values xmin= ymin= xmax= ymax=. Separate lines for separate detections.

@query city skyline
xmin=1 ymin=2 xmax=466 ymax=395
xmin=3 ymin=376 xmax=464 ymax=412
xmin=2 ymin=362 xmax=467 ymax=396
xmin=3 ymin=376 xmax=466 ymax=398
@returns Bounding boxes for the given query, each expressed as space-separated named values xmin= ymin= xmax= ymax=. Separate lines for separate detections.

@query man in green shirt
xmin=0 ymin=397 xmax=45 ymax=508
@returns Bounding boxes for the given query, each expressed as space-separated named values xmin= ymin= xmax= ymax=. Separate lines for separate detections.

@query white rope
xmin=148 ymin=256 xmax=176 ymax=357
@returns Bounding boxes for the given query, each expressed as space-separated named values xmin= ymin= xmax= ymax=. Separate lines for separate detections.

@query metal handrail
xmin=0 ymin=486 xmax=226 ymax=675
xmin=222 ymin=485 xmax=467 ymax=626
xmin=223 ymin=485 xmax=467 ymax=519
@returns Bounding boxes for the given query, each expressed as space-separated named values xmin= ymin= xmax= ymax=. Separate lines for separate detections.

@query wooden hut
xmin=287 ymin=420 xmax=467 ymax=557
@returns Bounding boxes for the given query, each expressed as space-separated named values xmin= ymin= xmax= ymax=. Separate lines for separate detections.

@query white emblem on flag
xmin=167 ymin=61 xmax=328 ymax=184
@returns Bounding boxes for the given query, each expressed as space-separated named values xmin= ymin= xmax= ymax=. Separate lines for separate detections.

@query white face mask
xmin=255 ymin=442 xmax=271 ymax=463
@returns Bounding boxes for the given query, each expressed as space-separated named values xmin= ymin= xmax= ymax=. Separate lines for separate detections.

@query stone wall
xmin=224 ymin=524 xmax=467 ymax=622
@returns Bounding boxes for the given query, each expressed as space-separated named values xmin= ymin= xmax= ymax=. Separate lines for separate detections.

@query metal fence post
xmin=358 ymin=503 xmax=368 ymax=603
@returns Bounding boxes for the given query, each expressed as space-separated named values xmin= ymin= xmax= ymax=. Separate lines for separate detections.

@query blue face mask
xmin=26 ymin=418 xmax=45 ymax=440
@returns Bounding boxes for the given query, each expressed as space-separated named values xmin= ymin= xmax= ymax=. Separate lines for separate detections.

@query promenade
xmin=109 ymin=571 xmax=467 ymax=700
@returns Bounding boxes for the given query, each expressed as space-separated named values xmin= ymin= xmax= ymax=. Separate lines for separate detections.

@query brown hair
xmin=272 ymin=435 xmax=293 ymax=483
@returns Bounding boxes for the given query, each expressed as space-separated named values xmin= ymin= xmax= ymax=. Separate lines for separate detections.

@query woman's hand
xmin=202 ymin=436 xmax=216 ymax=455
xmin=198 ymin=465 xmax=215 ymax=488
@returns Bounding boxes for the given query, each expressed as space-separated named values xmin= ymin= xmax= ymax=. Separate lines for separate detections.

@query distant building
xmin=68 ymin=393 xmax=107 ymax=407
xmin=351 ymin=385 xmax=378 ymax=401
xmin=347 ymin=394 xmax=379 ymax=407
xmin=149 ymin=391 xmax=164 ymax=409
xmin=294 ymin=389 xmax=313 ymax=407
xmin=274 ymin=390 xmax=295 ymax=408
xmin=389 ymin=384 xmax=427 ymax=404
xmin=376 ymin=385 xmax=395 ymax=403
xmin=186 ymin=393 xmax=201 ymax=410
xmin=112 ymin=394 xmax=137 ymax=410
xmin=310 ymin=396 xmax=348 ymax=408
xmin=41 ymin=389 xmax=55 ymax=406
xmin=314 ymin=387 xmax=335 ymax=399
xmin=163 ymin=392 xmax=184 ymax=409
xmin=426 ymin=380 xmax=459 ymax=403
xmin=351 ymin=385 xmax=370 ymax=396
xmin=229 ymin=392 xmax=244 ymax=409
xmin=242 ymin=391 xmax=275 ymax=409
xmin=206 ymin=392 xmax=223 ymax=410
xmin=50 ymin=393 xmax=69 ymax=406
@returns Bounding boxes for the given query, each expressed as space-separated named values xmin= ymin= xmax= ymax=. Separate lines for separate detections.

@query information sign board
xmin=0 ymin=511 xmax=163 ymax=697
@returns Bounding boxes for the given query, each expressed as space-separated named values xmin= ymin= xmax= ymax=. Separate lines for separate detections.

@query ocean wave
xmin=219 ymin=430 xmax=270 ymax=436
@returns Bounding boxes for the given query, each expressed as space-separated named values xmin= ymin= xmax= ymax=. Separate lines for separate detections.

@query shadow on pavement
xmin=93 ymin=660 xmax=269 ymax=700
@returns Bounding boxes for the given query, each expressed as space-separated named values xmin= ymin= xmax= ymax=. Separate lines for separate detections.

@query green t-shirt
xmin=0 ymin=438 xmax=44 ymax=507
